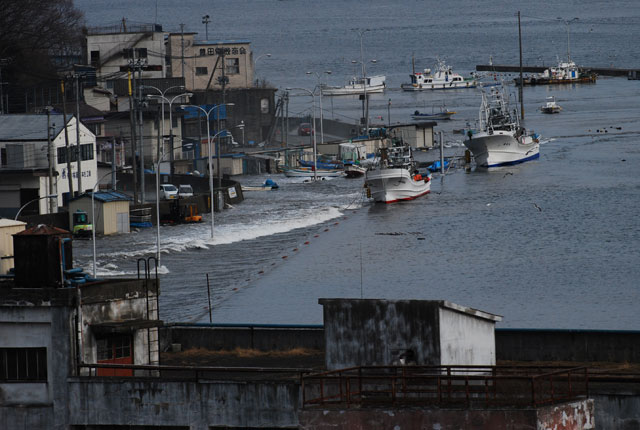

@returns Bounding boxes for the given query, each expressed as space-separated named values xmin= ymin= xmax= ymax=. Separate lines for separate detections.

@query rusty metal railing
xmin=301 ymin=365 xmax=588 ymax=409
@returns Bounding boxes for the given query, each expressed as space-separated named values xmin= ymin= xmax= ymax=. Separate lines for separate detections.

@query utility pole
xmin=75 ymin=74 xmax=83 ymax=194
xmin=60 ymin=80 xmax=73 ymax=197
xmin=518 ymin=11 xmax=525 ymax=120
xmin=137 ymin=58 xmax=145 ymax=203
xmin=46 ymin=107 xmax=56 ymax=214
xmin=128 ymin=69 xmax=139 ymax=204
xmin=180 ymin=24 xmax=185 ymax=80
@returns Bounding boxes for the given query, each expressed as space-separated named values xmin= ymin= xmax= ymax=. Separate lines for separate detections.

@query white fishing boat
xmin=401 ymin=58 xmax=477 ymax=91
xmin=411 ymin=103 xmax=456 ymax=120
xmin=540 ymin=96 xmax=562 ymax=114
xmin=364 ymin=139 xmax=431 ymax=203
xmin=322 ymin=75 xmax=386 ymax=96
xmin=464 ymin=86 xmax=540 ymax=168
xmin=282 ymin=167 xmax=344 ymax=178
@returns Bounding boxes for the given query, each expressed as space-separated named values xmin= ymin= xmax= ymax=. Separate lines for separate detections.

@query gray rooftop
xmin=0 ymin=114 xmax=73 ymax=142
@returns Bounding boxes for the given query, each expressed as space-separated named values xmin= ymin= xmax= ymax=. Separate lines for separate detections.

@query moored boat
xmin=364 ymin=139 xmax=431 ymax=203
xmin=412 ymin=104 xmax=456 ymax=120
xmin=464 ymin=86 xmax=540 ymax=168
xmin=515 ymin=60 xmax=597 ymax=86
xmin=322 ymin=75 xmax=386 ymax=96
xmin=401 ymin=58 xmax=477 ymax=91
xmin=343 ymin=162 xmax=367 ymax=178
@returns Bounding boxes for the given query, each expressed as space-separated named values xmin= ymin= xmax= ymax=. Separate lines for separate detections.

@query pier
xmin=476 ymin=64 xmax=637 ymax=77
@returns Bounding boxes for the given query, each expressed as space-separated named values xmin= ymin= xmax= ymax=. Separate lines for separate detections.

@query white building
xmin=0 ymin=114 xmax=98 ymax=217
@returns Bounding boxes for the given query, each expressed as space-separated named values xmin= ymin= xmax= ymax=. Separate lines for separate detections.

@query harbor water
xmin=72 ymin=0 xmax=640 ymax=329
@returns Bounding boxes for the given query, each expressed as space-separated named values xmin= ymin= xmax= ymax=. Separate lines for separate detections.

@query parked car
xmin=178 ymin=184 xmax=194 ymax=198
xmin=298 ymin=122 xmax=313 ymax=136
xmin=159 ymin=184 xmax=178 ymax=200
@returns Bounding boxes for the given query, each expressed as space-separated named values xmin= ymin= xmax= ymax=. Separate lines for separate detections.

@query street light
xmin=353 ymin=28 xmax=371 ymax=135
xmin=213 ymin=103 xmax=234 ymax=188
xmin=557 ymin=17 xmax=579 ymax=63
xmin=306 ymin=70 xmax=331 ymax=144
xmin=181 ymin=104 xmax=231 ymax=239
xmin=286 ymin=87 xmax=317 ymax=181
xmin=14 ymin=194 xmax=57 ymax=220
xmin=202 ymin=15 xmax=211 ymax=40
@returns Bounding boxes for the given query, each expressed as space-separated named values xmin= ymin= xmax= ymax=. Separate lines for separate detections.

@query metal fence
xmin=301 ymin=365 xmax=589 ymax=409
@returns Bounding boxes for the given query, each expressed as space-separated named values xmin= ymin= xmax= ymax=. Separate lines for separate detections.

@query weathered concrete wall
xmin=439 ymin=307 xmax=497 ymax=366
xmin=68 ymin=379 xmax=300 ymax=430
xmin=537 ymin=399 xmax=595 ymax=430
xmin=160 ymin=325 xmax=324 ymax=352
xmin=592 ymin=394 xmax=640 ymax=429
xmin=300 ymin=408 xmax=538 ymax=430
xmin=320 ymin=299 xmax=441 ymax=370
xmin=496 ymin=329 xmax=640 ymax=362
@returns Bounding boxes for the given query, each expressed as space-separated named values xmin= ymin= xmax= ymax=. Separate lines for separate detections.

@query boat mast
xmin=518 ymin=11 xmax=524 ymax=120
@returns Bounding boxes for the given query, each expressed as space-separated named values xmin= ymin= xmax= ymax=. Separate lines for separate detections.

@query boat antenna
xmin=517 ymin=11 xmax=525 ymax=120
xmin=411 ymin=52 xmax=415 ymax=75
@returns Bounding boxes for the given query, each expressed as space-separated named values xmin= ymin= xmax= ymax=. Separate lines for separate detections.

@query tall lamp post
xmin=181 ymin=104 xmax=230 ymax=239
xmin=286 ymin=87 xmax=317 ymax=181
xmin=557 ymin=17 xmax=579 ymax=63
xmin=143 ymin=85 xmax=192 ymax=265
xmin=306 ymin=70 xmax=331 ymax=144
xmin=14 ymin=194 xmax=57 ymax=220
xmin=202 ymin=15 xmax=211 ymax=40
xmin=253 ymin=53 xmax=271 ymax=83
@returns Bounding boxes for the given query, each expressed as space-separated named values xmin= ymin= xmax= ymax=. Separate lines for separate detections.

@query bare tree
xmin=0 ymin=0 xmax=85 ymax=86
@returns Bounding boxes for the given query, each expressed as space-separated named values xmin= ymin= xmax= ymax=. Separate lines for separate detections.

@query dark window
xmin=225 ymin=58 xmax=239 ymax=74
xmin=81 ymin=143 xmax=94 ymax=161
xmin=97 ymin=335 xmax=132 ymax=361
xmin=199 ymin=48 xmax=206 ymax=56
xmin=196 ymin=67 xmax=208 ymax=76
xmin=57 ymin=147 xmax=67 ymax=164
xmin=90 ymin=51 xmax=100 ymax=67
xmin=1 ymin=147 xmax=6 ymax=166
xmin=136 ymin=48 xmax=147 ymax=58
xmin=0 ymin=348 xmax=47 ymax=382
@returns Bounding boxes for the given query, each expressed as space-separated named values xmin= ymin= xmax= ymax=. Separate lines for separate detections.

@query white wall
xmin=439 ymin=307 xmax=497 ymax=366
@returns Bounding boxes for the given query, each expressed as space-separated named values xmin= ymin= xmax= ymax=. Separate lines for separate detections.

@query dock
xmin=476 ymin=64 xmax=638 ymax=77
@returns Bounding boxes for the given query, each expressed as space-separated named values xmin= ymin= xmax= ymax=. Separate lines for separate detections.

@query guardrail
xmin=301 ymin=365 xmax=588 ymax=409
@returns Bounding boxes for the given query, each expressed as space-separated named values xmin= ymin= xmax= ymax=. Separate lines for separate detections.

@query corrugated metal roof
xmin=15 ymin=224 xmax=70 ymax=236
xmin=71 ymin=190 xmax=133 ymax=203
xmin=0 ymin=114 xmax=73 ymax=141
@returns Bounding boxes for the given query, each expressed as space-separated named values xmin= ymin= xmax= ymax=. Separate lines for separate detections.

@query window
xmin=207 ymin=48 xmax=215 ymax=55
xmin=97 ymin=336 xmax=131 ymax=361
xmin=225 ymin=58 xmax=240 ymax=74
xmin=81 ymin=143 xmax=94 ymax=161
xmin=0 ymin=348 xmax=47 ymax=382
xmin=199 ymin=48 xmax=206 ymax=56
xmin=196 ymin=67 xmax=208 ymax=76
xmin=90 ymin=50 xmax=100 ymax=67
xmin=1 ymin=147 xmax=6 ymax=166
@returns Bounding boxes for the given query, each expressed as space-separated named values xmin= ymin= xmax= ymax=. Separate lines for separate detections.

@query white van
xmin=159 ymin=184 xmax=178 ymax=200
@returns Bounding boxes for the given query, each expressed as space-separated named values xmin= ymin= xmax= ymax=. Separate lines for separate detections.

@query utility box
xmin=319 ymin=298 xmax=502 ymax=370
xmin=13 ymin=225 xmax=72 ymax=288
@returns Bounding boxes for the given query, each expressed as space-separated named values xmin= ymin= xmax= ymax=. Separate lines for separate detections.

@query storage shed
xmin=69 ymin=191 xmax=132 ymax=235
xmin=319 ymin=298 xmax=502 ymax=370
xmin=0 ymin=219 xmax=26 ymax=274
xmin=388 ymin=122 xmax=436 ymax=149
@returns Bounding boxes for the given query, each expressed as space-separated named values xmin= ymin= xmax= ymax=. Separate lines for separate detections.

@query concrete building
xmin=69 ymin=190 xmax=132 ymax=235
xmin=84 ymin=21 xmax=166 ymax=82
xmin=0 ymin=114 xmax=98 ymax=218
xmin=320 ymin=298 xmax=502 ymax=370
xmin=167 ymin=33 xmax=254 ymax=91
xmin=389 ymin=121 xmax=437 ymax=149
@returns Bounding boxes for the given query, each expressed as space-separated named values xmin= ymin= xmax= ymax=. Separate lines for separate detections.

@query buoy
xmin=282 ymin=255 xmax=288 ymax=259
xmin=258 ymin=270 xmax=264 ymax=274
xmin=304 ymin=241 xmax=310 ymax=245
xmin=314 ymin=234 xmax=319 ymax=238
xmin=293 ymin=248 xmax=298 ymax=251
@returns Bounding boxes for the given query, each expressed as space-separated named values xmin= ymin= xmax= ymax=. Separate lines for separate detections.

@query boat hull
xmin=464 ymin=131 xmax=540 ymax=168
xmin=401 ymin=81 xmax=477 ymax=91
xmin=344 ymin=164 xmax=367 ymax=178
xmin=365 ymin=168 xmax=430 ymax=203
xmin=322 ymin=84 xmax=385 ymax=96
xmin=283 ymin=167 xmax=344 ymax=178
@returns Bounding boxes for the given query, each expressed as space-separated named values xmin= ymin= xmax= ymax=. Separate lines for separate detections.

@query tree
xmin=0 ymin=0 xmax=84 ymax=87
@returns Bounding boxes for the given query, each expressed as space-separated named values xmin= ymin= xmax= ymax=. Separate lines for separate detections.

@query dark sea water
xmin=72 ymin=1 xmax=640 ymax=329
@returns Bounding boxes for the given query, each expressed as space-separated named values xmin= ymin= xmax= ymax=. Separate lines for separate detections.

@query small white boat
xmin=282 ymin=167 xmax=344 ymax=178
xmin=411 ymin=104 xmax=456 ymax=121
xmin=364 ymin=140 xmax=431 ymax=203
xmin=540 ymin=96 xmax=562 ymax=114
xmin=401 ymin=58 xmax=477 ymax=91
xmin=344 ymin=163 xmax=367 ymax=178
xmin=464 ymin=86 xmax=540 ymax=168
xmin=322 ymin=75 xmax=386 ymax=96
